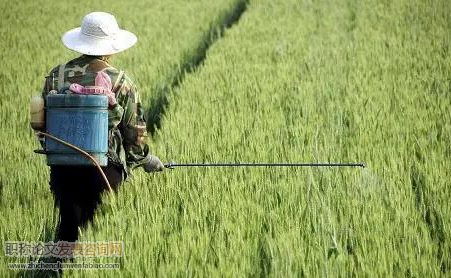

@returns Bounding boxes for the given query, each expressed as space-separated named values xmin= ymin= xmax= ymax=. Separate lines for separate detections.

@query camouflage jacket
xmin=42 ymin=55 xmax=152 ymax=179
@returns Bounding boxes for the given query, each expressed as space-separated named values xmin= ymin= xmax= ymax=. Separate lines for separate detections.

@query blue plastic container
xmin=45 ymin=94 xmax=109 ymax=166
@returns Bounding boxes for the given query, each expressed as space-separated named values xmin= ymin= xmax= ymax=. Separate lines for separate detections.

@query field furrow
xmin=147 ymin=0 xmax=249 ymax=135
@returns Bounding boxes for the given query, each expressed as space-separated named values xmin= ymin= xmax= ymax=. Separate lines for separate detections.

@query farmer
xmin=40 ymin=12 xmax=164 ymax=243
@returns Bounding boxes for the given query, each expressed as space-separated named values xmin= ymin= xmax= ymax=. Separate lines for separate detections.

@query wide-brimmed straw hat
xmin=62 ymin=12 xmax=137 ymax=56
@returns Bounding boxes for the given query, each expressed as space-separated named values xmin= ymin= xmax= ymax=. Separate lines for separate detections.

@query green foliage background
xmin=0 ymin=0 xmax=450 ymax=277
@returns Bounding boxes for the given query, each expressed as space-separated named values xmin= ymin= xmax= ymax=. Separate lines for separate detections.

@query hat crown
xmin=81 ymin=12 xmax=119 ymax=38
xmin=62 ymin=11 xmax=137 ymax=55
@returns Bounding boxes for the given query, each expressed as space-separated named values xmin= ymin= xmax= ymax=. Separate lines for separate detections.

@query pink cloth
xmin=95 ymin=71 xmax=112 ymax=90
xmin=69 ymin=72 xmax=117 ymax=106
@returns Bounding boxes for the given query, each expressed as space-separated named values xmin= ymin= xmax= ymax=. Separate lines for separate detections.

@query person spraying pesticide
xmin=29 ymin=11 xmax=366 ymax=247
xmin=30 ymin=12 xmax=164 ymax=243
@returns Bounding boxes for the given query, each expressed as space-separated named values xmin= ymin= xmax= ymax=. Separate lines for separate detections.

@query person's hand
xmin=143 ymin=156 xmax=165 ymax=172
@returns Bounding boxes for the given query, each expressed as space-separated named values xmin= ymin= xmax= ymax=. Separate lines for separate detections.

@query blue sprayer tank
xmin=45 ymin=93 xmax=109 ymax=166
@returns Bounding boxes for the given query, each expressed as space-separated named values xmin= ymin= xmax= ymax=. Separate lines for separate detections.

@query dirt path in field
xmin=146 ymin=0 xmax=249 ymax=136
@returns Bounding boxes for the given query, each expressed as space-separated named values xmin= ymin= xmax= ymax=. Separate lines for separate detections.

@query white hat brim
xmin=62 ymin=27 xmax=137 ymax=56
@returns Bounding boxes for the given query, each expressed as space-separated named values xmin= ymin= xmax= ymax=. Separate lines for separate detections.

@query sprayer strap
xmin=57 ymin=63 xmax=66 ymax=90
xmin=112 ymin=70 xmax=124 ymax=93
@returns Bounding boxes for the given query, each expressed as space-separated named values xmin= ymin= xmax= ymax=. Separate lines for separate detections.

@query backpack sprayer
xmin=31 ymin=87 xmax=112 ymax=191
xmin=31 ymin=88 xmax=365 ymax=194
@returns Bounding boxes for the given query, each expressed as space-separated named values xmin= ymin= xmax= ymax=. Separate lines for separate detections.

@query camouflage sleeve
xmin=116 ymin=73 xmax=153 ymax=169
xmin=108 ymin=104 xmax=124 ymax=129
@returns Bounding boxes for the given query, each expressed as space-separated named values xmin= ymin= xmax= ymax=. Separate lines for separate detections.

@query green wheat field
xmin=0 ymin=0 xmax=450 ymax=277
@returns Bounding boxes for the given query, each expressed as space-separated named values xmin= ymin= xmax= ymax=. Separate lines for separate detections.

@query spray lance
xmin=164 ymin=162 xmax=365 ymax=169
xmin=36 ymin=131 xmax=365 ymax=192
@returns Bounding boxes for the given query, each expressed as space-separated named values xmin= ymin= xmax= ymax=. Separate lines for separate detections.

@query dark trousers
xmin=49 ymin=164 xmax=123 ymax=242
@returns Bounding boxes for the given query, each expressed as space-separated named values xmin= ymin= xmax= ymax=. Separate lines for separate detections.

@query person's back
xmin=36 ymin=12 xmax=165 ymax=244
xmin=43 ymin=55 xmax=125 ymax=242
